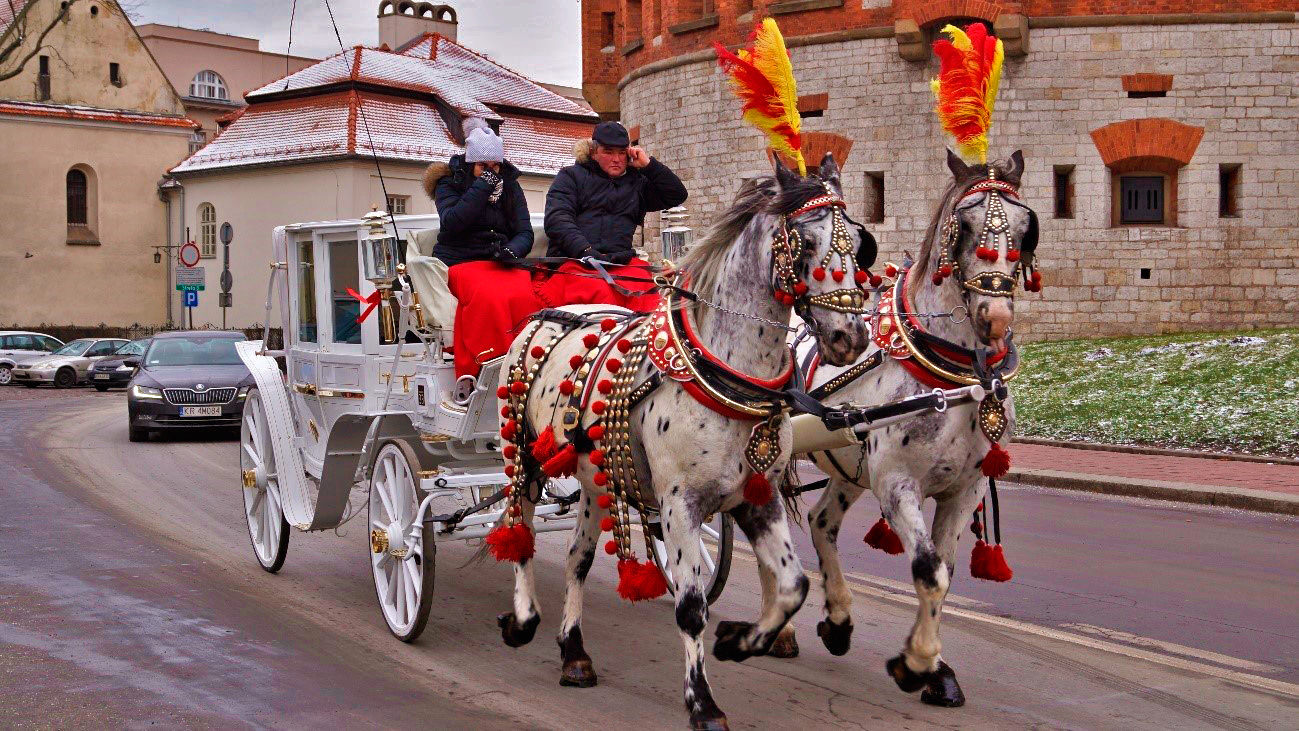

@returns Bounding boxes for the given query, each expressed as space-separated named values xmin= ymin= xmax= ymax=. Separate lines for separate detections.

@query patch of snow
xmin=1083 ymin=347 xmax=1113 ymax=362
xmin=1228 ymin=336 xmax=1266 ymax=347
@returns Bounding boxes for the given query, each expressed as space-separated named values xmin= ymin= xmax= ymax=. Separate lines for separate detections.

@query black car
xmin=88 ymin=338 xmax=150 ymax=391
xmin=127 ymin=331 xmax=253 ymax=442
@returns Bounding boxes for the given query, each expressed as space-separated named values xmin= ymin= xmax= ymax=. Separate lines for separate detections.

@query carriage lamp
xmin=659 ymin=206 xmax=692 ymax=265
xmin=362 ymin=208 xmax=401 ymax=343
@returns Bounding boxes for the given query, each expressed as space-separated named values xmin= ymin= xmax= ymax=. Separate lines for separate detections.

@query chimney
xmin=378 ymin=1 xmax=458 ymax=48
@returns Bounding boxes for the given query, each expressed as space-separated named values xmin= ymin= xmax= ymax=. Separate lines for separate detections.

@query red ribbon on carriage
xmin=345 ymin=287 xmax=383 ymax=324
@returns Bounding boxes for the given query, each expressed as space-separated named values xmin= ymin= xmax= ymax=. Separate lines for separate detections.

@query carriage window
xmin=297 ymin=241 xmax=317 ymax=343
xmin=329 ymin=240 xmax=362 ymax=345
xmin=1119 ymin=175 xmax=1164 ymax=224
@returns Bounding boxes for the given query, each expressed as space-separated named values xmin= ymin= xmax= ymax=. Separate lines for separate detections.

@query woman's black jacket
xmin=423 ymin=155 xmax=532 ymax=267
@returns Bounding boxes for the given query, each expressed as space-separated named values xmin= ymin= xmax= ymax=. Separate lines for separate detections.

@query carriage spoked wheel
xmin=649 ymin=512 xmax=734 ymax=605
xmin=367 ymin=440 xmax=434 ymax=642
xmin=240 ymin=389 xmax=289 ymax=572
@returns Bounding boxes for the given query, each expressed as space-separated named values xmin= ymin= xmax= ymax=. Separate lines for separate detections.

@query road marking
xmin=726 ymin=546 xmax=1299 ymax=699
xmin=1059 ymin=623 xmax=1284 ymax=674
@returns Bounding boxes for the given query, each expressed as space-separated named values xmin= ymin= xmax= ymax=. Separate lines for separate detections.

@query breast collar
xmin=646 ymin=279 xmax=793 ymax=421
xmin=872 ymin=270 xmax=1019 ymax=389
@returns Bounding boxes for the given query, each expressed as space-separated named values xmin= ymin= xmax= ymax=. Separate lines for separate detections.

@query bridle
xmin=770 ymin=183 xmax=878 ymax=326
xmin=932 ymin=172 xmax=1042 ymax=297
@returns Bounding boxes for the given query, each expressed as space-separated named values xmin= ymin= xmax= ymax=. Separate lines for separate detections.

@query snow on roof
xmin=0 ymin=0 xmax=31 ymax=35
xmin=171 ymin=91 xmax=590 ymax=176
xmin=0 ymin=99 xmax=197 ymax=129
xmin=246 ymin=35 xmax=593 ymax=120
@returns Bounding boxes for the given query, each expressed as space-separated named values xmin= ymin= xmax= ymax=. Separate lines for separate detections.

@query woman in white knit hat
xmin=422 ymin=118 xmax=539 ymax=377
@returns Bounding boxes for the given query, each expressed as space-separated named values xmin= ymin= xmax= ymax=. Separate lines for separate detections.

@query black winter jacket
xmin=543 ymin=140 xmax=688 ymax=259
xmin=423 ymin=155 xmax=533 ymax=267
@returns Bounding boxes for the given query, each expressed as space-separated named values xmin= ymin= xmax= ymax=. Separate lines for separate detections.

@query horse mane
xmin=679 ymin=173 xmax=828 ymax=302
xmin=914 ymin=157 xmax=1018 ymax=281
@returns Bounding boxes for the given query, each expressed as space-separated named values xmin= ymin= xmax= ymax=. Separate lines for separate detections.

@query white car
xmin=11 ymin=338 xmax=129 ymax=388
xmin=0 ymin=331 xmax=64 ymax=385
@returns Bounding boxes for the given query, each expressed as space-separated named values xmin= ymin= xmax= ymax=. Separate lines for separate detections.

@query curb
xmin=1005 ymin=468 xmax=1299 ymax=517
xmin=1012 ymin=437 xmax=1299 ymax=467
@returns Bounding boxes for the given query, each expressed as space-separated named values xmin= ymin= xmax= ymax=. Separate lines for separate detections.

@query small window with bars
xmin=38 ymin=55 xmax=51 ymax=100
xmin=1119 ymin=176 xmax=1164 ymax=224
xmin=66 ymin=169 xmax=88 ymax=225
xmin=1053 ymin=165 xmax=1074 ymax=219
xmin=199 ymin=203 xmax=217 ymax=257
xmin=386 ymin=195 xmax=408 ymax=215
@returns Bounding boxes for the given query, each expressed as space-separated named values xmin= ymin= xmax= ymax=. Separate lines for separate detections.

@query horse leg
xmin=879 ymin=477 xmax=963 ymax=707
xmin=497 ymin=490 xmax=541 ymax=648
xmin=756 ymin=559 xmax=799 ymax=658
xmin=662 ymin=491 xmax=728 ymax=730
xmin=713 ymin=497 xmax=810 ymax=663
xmin=809 ymin=476 xmax=865 ymax=656
xmin=556 ymin=489 xmax=602 ymax=687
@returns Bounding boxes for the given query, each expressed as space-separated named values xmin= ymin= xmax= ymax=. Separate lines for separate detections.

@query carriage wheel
xmin=368 ymin=440 xmax=435 ymax=642
xmin=651 ymin=513 xmax=734 ymax=605
xmin=240 ymin=389 xmax=289 ymax=572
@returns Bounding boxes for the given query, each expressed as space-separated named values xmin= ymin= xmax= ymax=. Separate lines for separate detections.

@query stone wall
xmin=621 ymin=21 xmax=1299 ymax=340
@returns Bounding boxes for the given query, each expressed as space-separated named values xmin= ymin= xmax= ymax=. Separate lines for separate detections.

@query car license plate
xmin=181 ymin=406 xmax=222 ymax=417
xmin=93 ymin=374 xmax=110 ymax=380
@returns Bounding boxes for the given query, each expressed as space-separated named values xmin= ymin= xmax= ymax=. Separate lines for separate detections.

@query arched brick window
xmin=1091 ymin=118 xmax=1203 ymax=227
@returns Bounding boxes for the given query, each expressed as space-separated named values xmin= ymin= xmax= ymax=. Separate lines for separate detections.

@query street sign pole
xmin=220 ymin=222 xmax=234 ymax=330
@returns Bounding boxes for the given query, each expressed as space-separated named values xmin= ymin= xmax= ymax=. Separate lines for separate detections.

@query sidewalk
xmin=1007 ymin=442 xmax=1299 ymax=516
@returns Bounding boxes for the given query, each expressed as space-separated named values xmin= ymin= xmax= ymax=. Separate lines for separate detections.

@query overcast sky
xmin=135 ymin=0 xmax=583 ymax=87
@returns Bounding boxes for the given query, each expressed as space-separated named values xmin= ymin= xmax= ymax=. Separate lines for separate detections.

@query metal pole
xmin=163 ymin=194 xmax=173 ymax=326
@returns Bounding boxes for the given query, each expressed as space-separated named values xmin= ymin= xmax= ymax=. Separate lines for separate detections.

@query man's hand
xmin=627 ymin=146 xmax=651 ymax=169
xmin=606 ymin=250 xmax=635 ymax=265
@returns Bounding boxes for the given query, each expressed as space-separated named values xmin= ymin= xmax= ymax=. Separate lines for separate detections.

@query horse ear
xmin=818 ymin=153 xmax=841 ymax=192
xmin=1003 ymin=150 xmax=1026 ymax=187
xmin=773 ymin=156 xmax=802 ymax=190
xmin=946 ymin=148 xmax=971 ymax=181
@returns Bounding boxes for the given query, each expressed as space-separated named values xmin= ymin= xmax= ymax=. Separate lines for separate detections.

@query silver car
xmin=0 ymin=331 xmax=64 ymax=385
xmin=12 ymin=338 xmax=129 ymax=388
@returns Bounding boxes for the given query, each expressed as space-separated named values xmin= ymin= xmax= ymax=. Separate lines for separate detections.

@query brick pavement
xmin=1010 ymin=442 xmax=1299 ymax=497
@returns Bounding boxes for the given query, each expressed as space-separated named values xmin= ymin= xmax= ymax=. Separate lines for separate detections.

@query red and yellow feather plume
xmin=930 ymin=23 xmax=1004 ymax=163
xmin=714 ymin=18 xmax=805 ymax=175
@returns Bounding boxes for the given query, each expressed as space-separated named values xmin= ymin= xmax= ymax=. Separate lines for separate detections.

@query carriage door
xmin=311 ymin=235 xmax=370 ymax=440
xmin=288 ymin=234 xmax=329 ymax=474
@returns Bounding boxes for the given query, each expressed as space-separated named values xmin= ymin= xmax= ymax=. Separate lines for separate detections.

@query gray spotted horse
xmin=795 ymin=149 xmax=1042 ymax=707
xmin=486 ymin=154 xmax=876 ymax=730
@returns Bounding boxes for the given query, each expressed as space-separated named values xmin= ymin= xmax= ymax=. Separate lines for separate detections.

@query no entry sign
xmin=179 ymin=241 xmax=201 ymax=268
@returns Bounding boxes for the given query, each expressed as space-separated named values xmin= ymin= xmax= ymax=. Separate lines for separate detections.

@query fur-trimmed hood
xmin=422 ymin=161 xmax=451 ymax=198
xmin=422 ymin=155 xmax=521 ymax=198
xmin=573 ymin=138 xmax=594 ymax=164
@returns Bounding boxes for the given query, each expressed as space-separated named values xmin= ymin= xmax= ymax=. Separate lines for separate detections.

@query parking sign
xmin=184 ymin=290 xmax=199 ymax=308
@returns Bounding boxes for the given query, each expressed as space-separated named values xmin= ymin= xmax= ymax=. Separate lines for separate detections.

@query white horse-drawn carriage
xmin=236 ymin=210 xmax=735 ymax=641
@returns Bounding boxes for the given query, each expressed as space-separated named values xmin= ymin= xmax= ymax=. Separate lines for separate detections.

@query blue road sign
xmin=184 ymin=290 xmax=199 ymax=308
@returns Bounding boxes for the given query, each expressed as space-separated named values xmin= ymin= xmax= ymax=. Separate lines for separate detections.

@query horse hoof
xmin=768 ymin=627 xmax=800 ymax=659
xmin=712 ymin=620 xmax=756 ymax=663
xmin=559 ymin=659 xmax=598 ymax=688
xmin=688 ymin=713 xmax=729 ymax=731
xmin=886 ymin=654 xmax=927 ymax=694
xmin=920 ymin=661 xmax=965 ymax=707
xmin=817 ymin=618 xmax=853 ymax=656
xmin=497 ymin=611 xmax=539 ymax=648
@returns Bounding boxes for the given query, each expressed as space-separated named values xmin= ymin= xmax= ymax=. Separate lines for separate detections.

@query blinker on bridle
xmin=934 ymin=172 xmax=1043 ymax=296
xmin=771 ymin=183 xmax=878 ymax=315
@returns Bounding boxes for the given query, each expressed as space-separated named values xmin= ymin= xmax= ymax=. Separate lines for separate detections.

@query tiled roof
xmin=0 ymin=0 xmax=31 ymax=35
xmin=171 ymin=91 xmax=590 ymax=176
xmin=246 ymin=36 xmax=594 ymax=120
xmin=0 ymin=99 xmax=197 ymax=129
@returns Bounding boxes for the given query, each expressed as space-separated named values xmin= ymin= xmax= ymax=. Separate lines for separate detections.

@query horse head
xmin=921 ymin=149 xmax=1039 ymax=353
xmin=772 ymin=153 xmax=874 ymax=366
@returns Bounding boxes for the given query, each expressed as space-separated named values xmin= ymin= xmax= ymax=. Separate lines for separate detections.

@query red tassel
xmin=863 ymin=517 xmax=904 ymax=555
xmin=616 ymin=559 xmax=668 ymax=602
xmin=542 ymin=444 xmax=578 ymax=477
xmin=596 ymin=494 xmax=613 ymax=509
xmin=583 ymin=333 xmax=599 ymax=348
xmin=981 ymin=442 xmax=1011 ymax=478
xmin=486 ymin=522 xmax=534 ymax=563
xmin=500 ymin=405 xmax=510 ymax=418
xmin=985 ymin=544 xmax=1014 ymax=582
xmin=531 ymin=425 xmax=558 ymax=462
xmin=743 ymin=472 xmax=772 ymax=506
xmin=970 ymin=539 xmax=992 ymax=579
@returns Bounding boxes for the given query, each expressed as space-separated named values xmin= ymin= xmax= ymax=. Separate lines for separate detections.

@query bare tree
xmin=0 ymin=0 xmax=81 ymax=83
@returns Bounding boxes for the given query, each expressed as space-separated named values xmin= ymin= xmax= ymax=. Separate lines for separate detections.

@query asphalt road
xmin=2 ymin=392 xmax=1296 ymax=730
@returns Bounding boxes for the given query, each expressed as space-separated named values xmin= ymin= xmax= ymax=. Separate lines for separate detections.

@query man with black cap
xmin=543 ymin=120 xmax=688 ymax=308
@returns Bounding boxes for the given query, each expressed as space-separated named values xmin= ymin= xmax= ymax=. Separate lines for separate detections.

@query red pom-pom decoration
xmin=932 ymin=273 xmax=944 ymax=286
xmin=794 ymin=282 xmax=808 ymax=296
xmin=981 ymin=442 xmax=1011 ymax=478
xmin=812 ymin=267 xmax=826 ymax=281
xmin=1007 ymin=249 xmax=1021 ymax=262
xmin=606 ymin=358 xmax=622 ymax=373
xmin=500 ymin=420 xmax=516 ymax=440
xmin=496 ymin=386 xmax=508 ymax=399
xmin=589 ymin=449 xmax=605 ymax=466
xmin=559 ymin=379 xmax=574 ymax=395
xmin=884 ymin=264 xmax=898 ymax=278
xmin=596 ymin=494 xmax=613 ymax=509
xmin=503 ymin=444 xmax=517 ymax=459
xmin=604 ymin=540 xmax=618 ymax=555
xmin=832 ymin=269 xmax=845 ymax=283
xmin=600 ymin=318 xmax=616 ymax=332
xmin=593 ymin=470 xmax=609 ymax=486
xmin=510 ymin=381 xmax=527 ymax=395
xmin=504 ymin=465 xmax=516 ymax=477
xmin=591 ymin=401 xmax=606 ymax=415
xmin=1031 ymin=270 xmax=1042 ymax=284
xmin=597 ymin=379 xmax=613 ymax=394
xmin=617 ymin=339 xmax=632 ymax=354
xmin=530 ymin=345 xmax=545 ymax=359
xmin=939 ymin=264 xmax=953 ymax=277
xmin=587 ymin=425 xmax=605 ymax=440
xmin=854 ymin=270 xmax=868 ymax=285
xmin=600 ymin=516 xmax=614 ymax=532
xmin=500 ymin=405 xmax=511 ymax=418
xmin=569 ymin=354 xmax=584 ymax=370
xmin=583 ymin=333 xmax=599 ymax=348
xmin=486 ymin=522 xmax=535 ymax=563
xmin=869 ymin=274 xmax=883 ymax=287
